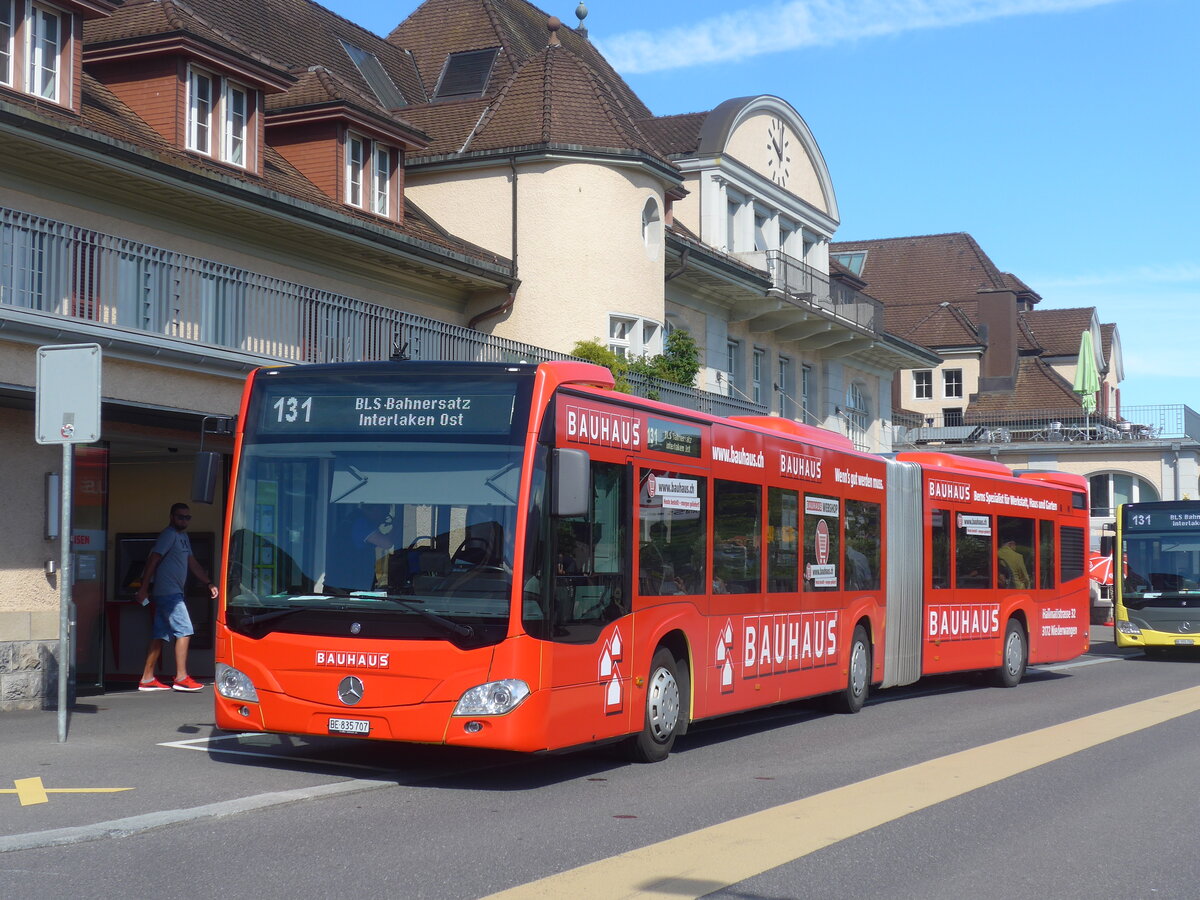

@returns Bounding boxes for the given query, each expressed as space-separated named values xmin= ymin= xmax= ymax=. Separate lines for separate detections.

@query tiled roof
xmin=881 ymin=301 xmax=981 ymax=348
xmin=829 ymin=232 xmax=1011 ymax=307
xmin=458 ymin=43 xmax=660 ymax=155
xmin=88 ymin=0 xmax=427 ymax=108
xmin=267 ymin=66 xmax=430 ymax=146
xmin=1023 ymin=307 xmax=1095 ymax=357
xmin=388 ymin=0 xmax=651 ymax=120
xmin=637 ymin=112 xmax=706 ymax=157
xmin=968 ymin=356 xmax=1083 ymax=417
xmin=1100 ymin=323 xmax=1116 ymax=368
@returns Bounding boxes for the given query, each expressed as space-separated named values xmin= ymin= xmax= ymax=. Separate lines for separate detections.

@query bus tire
xmin=828 ymin=625 xmax=870 ymax=714
xmin=626 ymin=647 xmax=685 ymax=763
xmin=994 ymin=618 xmax=1027 ymax=687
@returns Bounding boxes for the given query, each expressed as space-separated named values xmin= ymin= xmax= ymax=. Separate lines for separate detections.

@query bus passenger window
xmin=768 ymin=487 xmax=799 ymax=593
xmin=956 ymin=514 xmax=992 ymax=589
xmin=638 ymin=468 xmax=706 ymax=596
xmin=996 ymin=516 xmax=1035 ymax=589
xmin=931 ymin=509 xmax=951 ymax=589
xmin=1039 ymin=520 xmax=1055 ymax=589
xmin=803 ymin=494 xmax=840 ymax=592
xmin=845 ymin=499 xmax=881 ymax=591
xmin=713 ymin=480 xmax=761 ymax=594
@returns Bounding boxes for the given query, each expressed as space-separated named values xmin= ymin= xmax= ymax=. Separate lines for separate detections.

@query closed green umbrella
xmin=1073 ymin=331 xmax=1100 ymax=433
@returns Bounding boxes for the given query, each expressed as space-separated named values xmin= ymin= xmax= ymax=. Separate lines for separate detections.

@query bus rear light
xmin=215 ymin=663 xmax=259 ymax=703
xmin=1115 ymin=620 xmax=1142 ymax=636
xmin=453 ymin=679 xmax=530 ymax=716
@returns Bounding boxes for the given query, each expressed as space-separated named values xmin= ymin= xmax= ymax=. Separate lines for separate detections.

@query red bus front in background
xmin=212 ymin=360 xmax=1089 ymax=761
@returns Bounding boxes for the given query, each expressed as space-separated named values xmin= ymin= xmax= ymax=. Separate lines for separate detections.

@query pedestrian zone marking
xmin=2 ymin=777 xmax=132 ymax=807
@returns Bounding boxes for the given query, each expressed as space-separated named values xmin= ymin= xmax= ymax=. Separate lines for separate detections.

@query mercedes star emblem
xmin=338 ymin=676 xmax=365 ymax=706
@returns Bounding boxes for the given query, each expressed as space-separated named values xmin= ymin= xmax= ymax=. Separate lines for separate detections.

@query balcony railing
xmin=892 ymin=406 xmax=1200 ymax=448
xmin=0 ymin=205 xmax=769 ymax=420
xmin=734 ymin=250 xmax=884 ymax=334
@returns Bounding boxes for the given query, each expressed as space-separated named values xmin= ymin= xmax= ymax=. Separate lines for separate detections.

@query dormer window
xmin=345 ymin=132 xmax=395 ymax=218
xmin=187 ymin=64 xmax=253 ymax=169
xmin=27 ymin=3 xmax=64 ymax=101
xmin=434 ymin=48 xmax=498 ymax=100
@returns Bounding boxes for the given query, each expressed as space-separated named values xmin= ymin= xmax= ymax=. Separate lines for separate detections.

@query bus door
xmin=925 ymin=506 xmax=999 ymax=674
xmin=537 ymin=458 xmax=635 ymax=748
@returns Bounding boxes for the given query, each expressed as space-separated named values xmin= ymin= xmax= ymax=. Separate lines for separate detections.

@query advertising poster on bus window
xmin=804 ymin=495 xmax=840 ymax=590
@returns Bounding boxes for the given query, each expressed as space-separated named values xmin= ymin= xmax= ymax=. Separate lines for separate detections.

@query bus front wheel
xmin=994 ymin=618 xmax=1027 ymax=687
xmin=626 ymin=647 xmax=686 ymax=763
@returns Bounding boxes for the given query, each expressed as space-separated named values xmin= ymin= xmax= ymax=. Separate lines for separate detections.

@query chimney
xmin=975 ymin=288 xmax=1018 ymax=392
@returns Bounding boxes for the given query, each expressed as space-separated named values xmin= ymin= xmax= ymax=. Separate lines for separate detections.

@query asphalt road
xmin=3 ymin=626 xmax=1198 ymax=900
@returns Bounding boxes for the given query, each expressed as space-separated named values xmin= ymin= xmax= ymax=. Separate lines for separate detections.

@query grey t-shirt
xmin=150 ymin=526 xmax=192 ymax=598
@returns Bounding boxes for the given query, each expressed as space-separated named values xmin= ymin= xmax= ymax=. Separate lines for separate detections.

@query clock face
xmin=766 ymin=117 xmax=790 ymax=187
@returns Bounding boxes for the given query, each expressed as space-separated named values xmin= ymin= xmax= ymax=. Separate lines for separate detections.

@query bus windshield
xmin=223 ymin=366 xmax=534 ymax=644
xmin=1122 ymin=530 xmax=1200 ymax=605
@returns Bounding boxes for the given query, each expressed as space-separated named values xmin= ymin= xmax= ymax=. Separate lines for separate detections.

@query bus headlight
xmin=453 ymin=679 xmax=530 ymax=716
xmin=1116 ymin=620 xmax=1142 ymax=636
xmin=215 ymin=663 xmax=259 ymax=702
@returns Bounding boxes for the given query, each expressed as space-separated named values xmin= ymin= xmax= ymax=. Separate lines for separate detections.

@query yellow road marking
xmin=2 ymin=778 xmax=132 ymax=807
xmin=484 ymin=686 xmax=1200 ymax=900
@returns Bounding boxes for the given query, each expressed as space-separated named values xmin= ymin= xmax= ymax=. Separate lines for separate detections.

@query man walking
xmin=135 ymin=502 xmax=218 ymax=692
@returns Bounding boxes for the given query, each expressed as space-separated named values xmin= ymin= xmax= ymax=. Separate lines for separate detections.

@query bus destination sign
xmin=258 ymin=386 xmax=517 ymax=436
xmin=646 ymin=417 xmax=702 ymax=457
xmin=1124 ymin=506 xmax=1200 ymax=532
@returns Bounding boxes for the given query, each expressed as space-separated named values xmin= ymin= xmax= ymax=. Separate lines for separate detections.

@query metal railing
xmin=0 ymin=205 xmax=773 ymax=420
xmin=734 ymin=250 xmax=884 ymax=334
xmin=892 ymin=406 xmax=1200 ymax=448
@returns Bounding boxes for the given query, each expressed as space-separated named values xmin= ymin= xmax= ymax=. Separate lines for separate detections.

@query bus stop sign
xmin=36 ymin=344 xmax=101 ymax=444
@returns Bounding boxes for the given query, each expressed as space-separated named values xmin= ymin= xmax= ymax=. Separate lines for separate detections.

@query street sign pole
xmin=35 ymin=344 xmax=101 ymax=744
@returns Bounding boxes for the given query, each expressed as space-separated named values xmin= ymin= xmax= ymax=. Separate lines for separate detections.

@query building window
xmin=725 ymin=340 xmax=741 ymax=395
xmin=752 ymin=348 xmax=765 ymax=404
xmin=801 ymin=363 xmax=812 ymax=422
xmin=753 ymin=208 xmax=769 ymax=252
xmin=1089 ymin=473 xmax=1160 ymax=517
xmin=726 ymin=198 xmax=740 ymax=252
xmin=223 ymin=82 xmax=248 ymax=166
xmin=778 ymin=355 xmax=794 ymax=418
xmin=914 ymin=370 xmax=933 ymax=400
xmin=344 ymin=133 xmax=394 ymax=217
xmin=780 ymin=219 xmax=797 ymax=258
xmin=188 ymin=67 xmax=253 ymax=168
xmin=372 ymin=143 xmax=391 ymax=216
xmin=943 ymin=368 xmax=963 ymax=399
xmin=608 ymin=314 xmax=661 ymax=359
xmin=1 ymin=1 xmax=14 ymax=87
xmin=846 ymin=383 xmax=869 ymax=449
xmin=943 ymin=408 xmax=963 ymax=427
xmin=831 ymin=250 xmax=867 ymax=275
xmin=187 ymin=68 xmax=214 ymax=155
xmin=641 ymin=197 xmax=662 ymax=260
xmin=27 ymin=3 xmax=64 ymax=102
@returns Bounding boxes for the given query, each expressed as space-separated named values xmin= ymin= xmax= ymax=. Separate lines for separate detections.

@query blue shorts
xmin=151 ymin=593 xmax=194 ymax=641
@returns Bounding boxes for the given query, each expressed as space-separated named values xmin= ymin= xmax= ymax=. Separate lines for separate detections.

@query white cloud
xmin=599 ymin=0 xmax=1127 ymax=73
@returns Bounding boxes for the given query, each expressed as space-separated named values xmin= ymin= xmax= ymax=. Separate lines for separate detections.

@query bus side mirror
xmin=192 ymin=451 xmax=221 ymax=505
xmin=552 ymin=448 xmax=590 ymax=518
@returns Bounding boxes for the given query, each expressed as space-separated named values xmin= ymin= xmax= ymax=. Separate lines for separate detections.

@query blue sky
xmin=326 ymin=0 xmax=1198 ymax=410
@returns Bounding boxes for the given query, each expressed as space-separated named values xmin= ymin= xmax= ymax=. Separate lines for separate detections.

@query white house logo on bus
xmin=715 ymin=620 xmax=736 ymax=693
xmin=599 ymin=628 xmax=625 ymax=715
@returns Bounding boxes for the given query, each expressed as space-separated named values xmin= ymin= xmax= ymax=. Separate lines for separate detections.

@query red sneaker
xmin=172 ymin=676 xmax=205 ymax=692
xmin=138 ymin=678 xmax=170 ymax=692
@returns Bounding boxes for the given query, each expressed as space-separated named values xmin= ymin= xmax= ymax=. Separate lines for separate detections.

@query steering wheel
xmin=452 ymin=536 xmax=493 ymax=568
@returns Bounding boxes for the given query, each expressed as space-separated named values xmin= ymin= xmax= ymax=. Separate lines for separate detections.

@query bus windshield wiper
xmin=379 ymin=594 xmax=474 ymax=638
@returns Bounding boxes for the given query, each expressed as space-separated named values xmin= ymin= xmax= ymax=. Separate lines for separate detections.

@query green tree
xmin=570 ymin=329 xmax=700 ymax=399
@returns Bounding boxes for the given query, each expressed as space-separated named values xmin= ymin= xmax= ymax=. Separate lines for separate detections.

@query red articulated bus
xmin=213 ymin=360 xmax=1090 ymax=761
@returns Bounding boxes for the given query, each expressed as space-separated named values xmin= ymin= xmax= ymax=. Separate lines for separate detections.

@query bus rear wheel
xmin=626 ymin=647 xmax=685 ymax=763
xmin=994 ymin=618 xmax=1027 ymax=687
xmin=828 ymin=624 xmax=870 ymax=713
